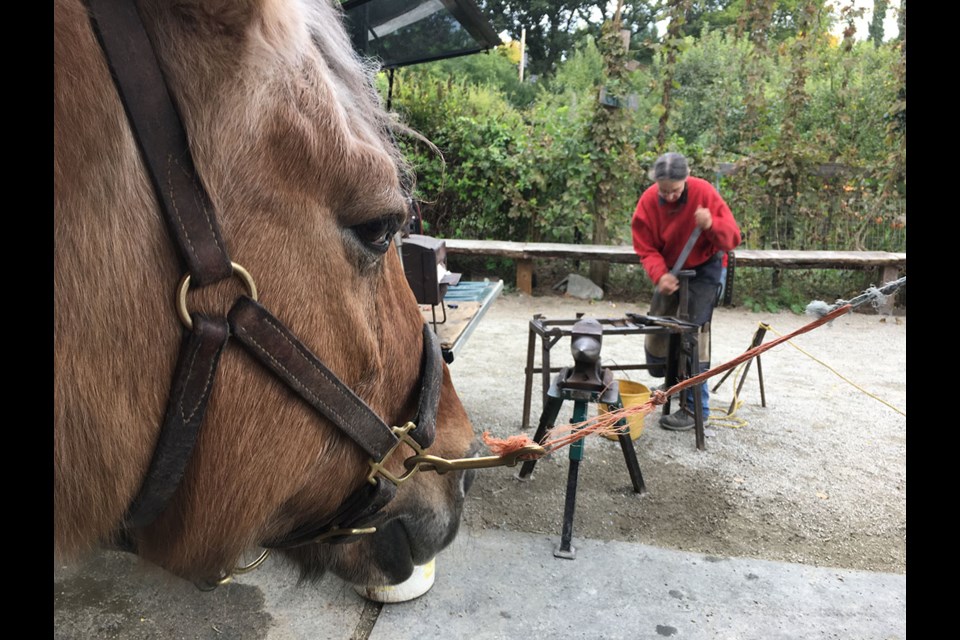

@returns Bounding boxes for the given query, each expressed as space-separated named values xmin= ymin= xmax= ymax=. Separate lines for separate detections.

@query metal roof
xmin=342 ymin=0 xmax=501 ymax=69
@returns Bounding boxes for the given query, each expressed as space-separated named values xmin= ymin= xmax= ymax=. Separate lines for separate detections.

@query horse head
xmin=54 ymin=0 xmax=477 ymax=588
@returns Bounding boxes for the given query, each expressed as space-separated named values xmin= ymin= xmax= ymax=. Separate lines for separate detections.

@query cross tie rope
xmin=482 ymin=302 xmax=854 ymax=460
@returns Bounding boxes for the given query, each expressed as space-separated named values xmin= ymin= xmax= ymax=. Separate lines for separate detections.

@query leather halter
xmin=86 ymin=0 xmax=441 ymax=550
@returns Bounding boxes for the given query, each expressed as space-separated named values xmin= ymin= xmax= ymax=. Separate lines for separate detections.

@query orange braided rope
xmin=482 ymin=303 xmax=853 ymax=460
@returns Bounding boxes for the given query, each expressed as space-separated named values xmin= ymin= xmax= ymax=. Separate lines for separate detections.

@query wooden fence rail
xmin=441 ymin=239 xmax=906 ymax=312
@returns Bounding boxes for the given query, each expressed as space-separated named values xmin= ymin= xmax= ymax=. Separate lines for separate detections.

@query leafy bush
xmin=380 ymin=18 xmax=905 ymax=312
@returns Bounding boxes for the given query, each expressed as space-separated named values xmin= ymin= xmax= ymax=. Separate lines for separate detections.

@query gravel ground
xmin=450 ymin=289 xmax=906 ymax=574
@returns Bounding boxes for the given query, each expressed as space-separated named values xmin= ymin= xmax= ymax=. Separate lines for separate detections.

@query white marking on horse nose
xmin=458 ymin=448 xmax=482 ymax=497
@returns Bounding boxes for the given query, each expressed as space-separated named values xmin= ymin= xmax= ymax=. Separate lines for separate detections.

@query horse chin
xmin=276 ymin=519 xmax=437 ymax=587
xmin=281 ymin=468 xmax=475 ymax=587
xmin=356 ymin=519 xmax=421 ymax=585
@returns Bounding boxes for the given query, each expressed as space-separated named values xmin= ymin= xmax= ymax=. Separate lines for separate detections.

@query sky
xmin=827 ymin=0 xmax=902 ymax=41
xmin=503 ymin=1 xmax=903 ymax=46
xmin=641 ymin=0 xmax=903 ymax=42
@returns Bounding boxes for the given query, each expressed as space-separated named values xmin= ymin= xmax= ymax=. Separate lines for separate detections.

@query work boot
xmin=659 ymin=411 xmax=695 ymax=431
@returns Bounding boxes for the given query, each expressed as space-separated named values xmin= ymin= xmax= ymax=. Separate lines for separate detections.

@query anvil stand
xmin=521 ymin=271 xmax=707 ymax=451
xmin=516 ymin=340 xmax=647 ymax=559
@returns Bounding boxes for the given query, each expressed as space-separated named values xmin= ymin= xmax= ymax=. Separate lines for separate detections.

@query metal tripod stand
xmin=516 ymin=318 xmax=647 ymax=559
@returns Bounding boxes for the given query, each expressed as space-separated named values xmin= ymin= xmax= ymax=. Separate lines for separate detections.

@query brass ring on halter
xmin=194 ymin=572 xmax=233 ymax=591
xmin=232 ymin=549 xmax=271 ymax=575
xmin=176 ymin=262 xmax=258 ymax=329
xmin=193 ymin=549 xmax=271 ymax=591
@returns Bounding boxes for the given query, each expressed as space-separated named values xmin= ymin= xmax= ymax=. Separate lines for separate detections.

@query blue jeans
xmin=691 ymin=361 xmax=710 ymax=416
xmin=644 ymin=254 xmax=723 ymax=416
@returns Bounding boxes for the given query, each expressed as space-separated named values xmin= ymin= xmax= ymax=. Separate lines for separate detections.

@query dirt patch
xmin=450 ymin=290 xmax=906 ymax=574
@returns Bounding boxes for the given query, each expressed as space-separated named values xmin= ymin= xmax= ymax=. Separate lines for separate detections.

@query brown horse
xmin=54 ymin=0 xmax=476 ymax=588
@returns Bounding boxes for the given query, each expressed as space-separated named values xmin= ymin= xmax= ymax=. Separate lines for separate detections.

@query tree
xmin=726 ymin=0 xmax=836 ymax=40
xmin=481 ymin=1 xmax=663 ymax=77
xmin=868 ymin=0 xmax=889 ymax=46
xmin=766 ymin=0 xmax=819 ymax=249
xmin=656 ymin=0 xmax=692 ymax=151
xmin=736 ymin=0 xmax=775 ymax=147
xmin=896 ymin=0 xmax=905 ymax=41
xmin=883 ymin=1 xmax=905 ymax=195
xmin=586 ymin=4 xmax=643 ymax=289
xmin=399 ymin=45 xmax=538 ymax=107
xmin=680 ymin=0 xmax=739 ymax=38
xmin=481 ymin=1 xmax=596 ymax=77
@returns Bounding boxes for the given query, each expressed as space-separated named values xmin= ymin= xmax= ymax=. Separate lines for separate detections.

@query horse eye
xmin=349 ymin=214 xmax=404 ymax=254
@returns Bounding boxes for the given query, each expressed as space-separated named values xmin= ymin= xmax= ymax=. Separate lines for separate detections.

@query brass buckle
xmin=367 ymin=422 xmax=425 ymax=487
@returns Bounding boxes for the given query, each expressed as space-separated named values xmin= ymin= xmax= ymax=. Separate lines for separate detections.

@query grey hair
xmin=648 ymin=152 xmax=690 ymax=181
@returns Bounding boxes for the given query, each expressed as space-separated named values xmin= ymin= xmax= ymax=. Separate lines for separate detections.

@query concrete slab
xmin=374 ymin=527 xmax=906 ymax=640
xmin=54 ymin=526 xmax=905 ymax=640
xmin=53 ymin=550 xmax=365 ymax=640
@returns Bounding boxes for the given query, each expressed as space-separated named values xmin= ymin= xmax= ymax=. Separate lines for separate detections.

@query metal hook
xmin=404 ymin=444 xmax=546 ymax=474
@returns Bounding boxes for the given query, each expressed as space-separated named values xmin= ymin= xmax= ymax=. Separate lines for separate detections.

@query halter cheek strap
xmin=228 ymin=297 xmax=400 ymax=459
xmin=125 ymin=314 xmax=229 ymax=527
xmin=86 ymin=0 xmax=233 ymax=286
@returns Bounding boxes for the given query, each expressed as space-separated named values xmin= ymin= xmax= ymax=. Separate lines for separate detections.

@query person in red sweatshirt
xmin=631 ymin=152 xmax=742 ymax=431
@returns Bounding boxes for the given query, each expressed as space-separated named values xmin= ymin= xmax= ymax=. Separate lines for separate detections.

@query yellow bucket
xmin=599 ymin=379 xmax=651 ymax=441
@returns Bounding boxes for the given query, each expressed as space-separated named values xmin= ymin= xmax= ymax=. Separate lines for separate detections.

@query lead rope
xmin=805 ymin=276 xmax=906 ymax=318
xmin=482 ymin=302 xmax=855 ymax=457
xmin=706 ymin=276 xmax=908 ymax=429
xmin=761 ymin=321 xmax=906 ymax=418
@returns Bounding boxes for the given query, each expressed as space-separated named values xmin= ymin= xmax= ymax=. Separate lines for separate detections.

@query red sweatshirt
xmin=631 ymin=176 xmax=741 ymax=286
